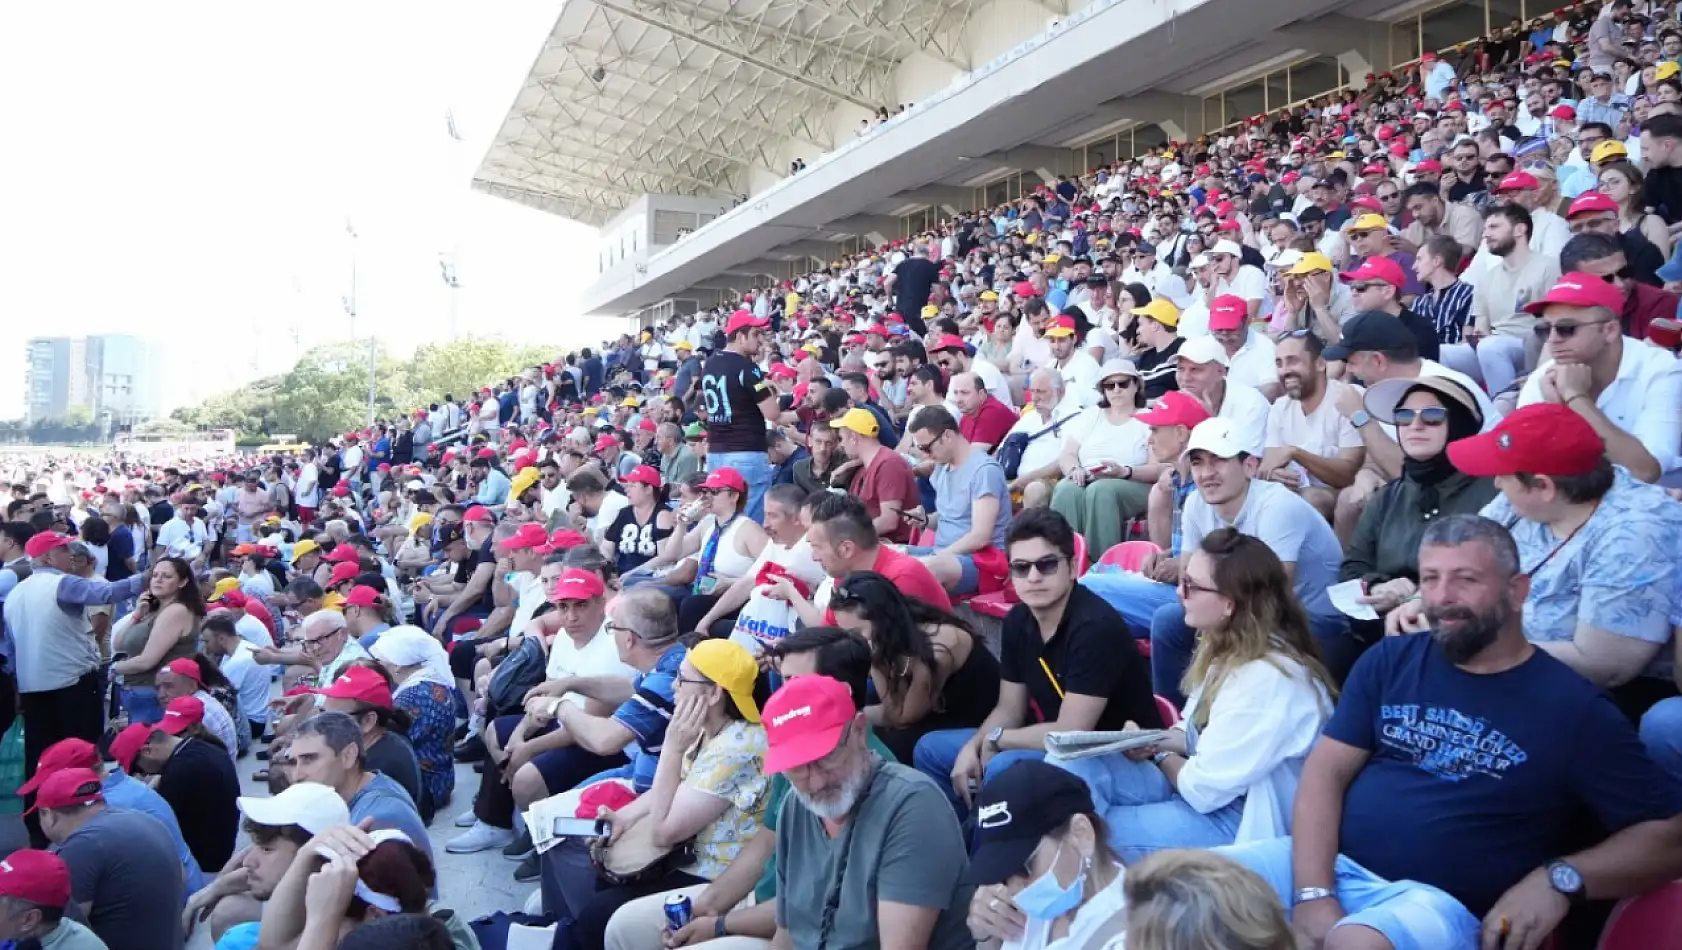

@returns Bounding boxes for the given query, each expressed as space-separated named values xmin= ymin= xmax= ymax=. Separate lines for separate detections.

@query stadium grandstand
xmin=473 ymin=0 xmax=1506 ymax=319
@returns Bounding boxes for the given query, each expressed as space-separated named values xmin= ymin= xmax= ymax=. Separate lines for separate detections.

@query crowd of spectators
xmin=9 ymin=2 xmax=1682 ymax=948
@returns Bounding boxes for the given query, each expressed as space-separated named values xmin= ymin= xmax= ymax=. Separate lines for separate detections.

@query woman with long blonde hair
xmin=1051 ymin=529 xmax=1336 ymax=864
xmin=1125 ymin=850 xmax=1300 ymax=950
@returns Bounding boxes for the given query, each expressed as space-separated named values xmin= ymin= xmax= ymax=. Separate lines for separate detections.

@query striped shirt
xmin=1411 ymin=280 xmax=1475 ymax=344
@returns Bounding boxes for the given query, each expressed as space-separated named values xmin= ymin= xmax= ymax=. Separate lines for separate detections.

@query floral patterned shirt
xmin=682 ymin=719 xmax=769 ymax=879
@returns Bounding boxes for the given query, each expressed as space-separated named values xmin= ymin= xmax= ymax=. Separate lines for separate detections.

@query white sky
xmin=0 ymin=2 xmax=625 ymax=417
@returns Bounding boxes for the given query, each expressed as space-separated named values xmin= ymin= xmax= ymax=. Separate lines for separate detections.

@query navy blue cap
xmin=963 ymin=760 xmax=1094 ymax=885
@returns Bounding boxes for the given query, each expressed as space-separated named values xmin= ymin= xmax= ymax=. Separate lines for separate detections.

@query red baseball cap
xmin=17 ymin=739 xmax=98 ymax=796
xmin=1207 ymin=294 xmax=1250 ymax=331
xmin=329 ymin=561 xmax=361 ymax=586
xmin=462 ymin=505 xmax=495 ymax=524
xmin=24 ymin=532 xmax=71 ymax=559
xmin=323 ymin=545 xmax=360 ymax=564
xmin=593 ymin=434 xmax=619 ymax=454
xmin=159 ymin=696 xmax=205 ymax=735
xmin=341 ymin=585 xmax=382 ymax=609
xmin=762 ymin=675 xmax=859 ymax=774
xmin=501 ymin=523 xmax=550 ymax=551
xmin=376 ymin=463 xmax=391 ymax=472
xmin=0 ymin=850 xmax=72 ymax=907
xmin=638 ymin=417 xmax=657 ymax=432
xmin=310 ymin=665 xmax=392 ymax=709
xmin=108 ymin=723 xmax=153 ymax=772
xmin=768 ymin=363 xmax=798 ymax=380
xmin=724 ymin=310 xmax=769 ymax=336
xmin=162 ymin=657 xmax=203 ymax=685
xmin=22 ymin=768 xmax=103 ymax=816
xmin=1339 ymin=256 xmax=1406 ymax=287
xmin=928 ymin=334 xmax=969 ymax=354
xmin=1549 ymin=103 xmax=1577 ymax=120
xmin=1415 ymin=159 xmax=1443 ymax=173
xmin=701 ymin=468 xmax=747 ymax=493
xmin=475 ymin=447 xmax=498 ymax=460
xmin=1447 ymin=404 xmax=1605 ymax=478
xmin=331 ymin=484 xmax=350 ymax=498
xmin=549 ymin=568 xmax=606 ymax=602
xmin=1136 ymin=391 xmax=1214 ymax=429
xmin=1522 ymin=271 xmax=1626 ymax=315
xmin=1566 ymin=191 xmax=1619 ymax=218
xmin=1494 ymin=171 xmax=1539 ymax=193
xmin=537 ymin=529 xmax=589 ymax=555
xmin=622 ymin=465 xmax=662 ymax=488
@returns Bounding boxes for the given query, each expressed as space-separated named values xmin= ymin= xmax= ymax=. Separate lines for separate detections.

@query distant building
xmin=23 ymin=334 xmax=160 ymax=426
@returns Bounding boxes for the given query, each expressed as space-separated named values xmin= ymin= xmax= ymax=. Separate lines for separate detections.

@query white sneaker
xmin=447 ymin=821 xmax=516 ymax=854
xmin=453 ymin=811 xmax=478 ymax=828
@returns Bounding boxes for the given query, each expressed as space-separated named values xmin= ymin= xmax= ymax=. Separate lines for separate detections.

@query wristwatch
xmin=1293 ymin=886 xmax=1335 ymax=906
xmin=1547 ymin=860 xmax=1586 ymax=904
xmin=1350 ymin=409 xmax=1372 ymax=428
xmin=986 ymin=726 xmax=1005 ymax=754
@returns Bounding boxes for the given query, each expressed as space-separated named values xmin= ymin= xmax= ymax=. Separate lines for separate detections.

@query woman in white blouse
xmin=1047 ymin=360 xmax=1156 ymax=555
xmin=1052 ymin=528 xmax=1337 ymax=864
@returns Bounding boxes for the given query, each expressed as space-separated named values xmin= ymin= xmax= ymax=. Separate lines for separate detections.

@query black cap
xmin=437 ymin=523 xmax=466 ymax=547
xmin=1297 ymin=206 xmax=1326 ymax=224
xmin=963 ymin=760 xmax=1093 ymax=885
xmin=1084 ymin=274 xmax=1108 ymax=286
xmin=1323 ymin=310 xmax=1419 ymax=361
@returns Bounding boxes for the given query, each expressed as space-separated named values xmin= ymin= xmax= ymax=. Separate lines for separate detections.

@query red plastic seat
xmin=1154 ymin=694 xmax=1180 ymax=726
xmin=1598 ymin=880 xmax=1682 ymax=949
xmin=1098 ymin=540 xmax=1162 ymax=572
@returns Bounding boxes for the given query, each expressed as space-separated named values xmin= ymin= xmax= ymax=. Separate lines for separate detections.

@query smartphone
xmin=553 ymin=817 xmax=607 ymax=839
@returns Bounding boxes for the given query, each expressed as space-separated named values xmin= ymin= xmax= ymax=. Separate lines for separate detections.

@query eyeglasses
xmin=1394 ymin=406 xmax=1448 ymax=426
xmin=676 ymin=675 xmax=713 ymax=688
xmin=912 ymin=435 xmax=940 ymax=452
xmin=1008 ymin=555 xmax=1066 ymax=579
xmin=1178 ymin=575 xmax=1223 ymax=597
xmin=1533 ymin=317 xmax=1616 ymax=339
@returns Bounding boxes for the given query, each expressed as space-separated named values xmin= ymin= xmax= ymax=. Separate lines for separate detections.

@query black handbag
xmin=996 ymin=411 xmax=1082 ymax=479
xmin=485 ymin=636 xmax=547 ymax=718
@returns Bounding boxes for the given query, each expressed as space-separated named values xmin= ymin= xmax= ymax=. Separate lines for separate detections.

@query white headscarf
xmin=368 ymin=625 xmax=453 ymax=689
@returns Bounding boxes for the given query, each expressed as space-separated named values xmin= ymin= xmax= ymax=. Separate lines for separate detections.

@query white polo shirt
xmin=1215 ymin=382 xmax=1273 ymax=456
xmin=1226 ymin=332 xmax=1279 ymax=393
xmin=1518 ymin=338 xmax=1682 ymax=482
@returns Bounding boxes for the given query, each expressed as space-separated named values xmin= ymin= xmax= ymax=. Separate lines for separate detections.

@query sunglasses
xmin=1534 ymin=317 xmax=1616 ymax=339
xmin=1394 ymin=406 xmax=1449 ymax=426
xmin=1102 ymin=378 xmax=1136 ymax=390
xmin=1008 ymin=555 xmax=1066 ymax=579
xmin=1594 ymin=266 xmax=1634 ymax=282
xmin=1349 ymin=282 xmax=1380 ymax=293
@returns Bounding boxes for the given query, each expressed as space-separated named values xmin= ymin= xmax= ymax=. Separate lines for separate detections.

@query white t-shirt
xmin=296 ymin=463 xmax=321 ymax=507
xmin=1518 ymin=340 xmax=1682 ymax=481
xmin=1214 ymin=383 xmax=1273 ymax=456
xmin=1214 ymin=265 xmax=1269 ymax=306
xmin=342 ymin=445 xmax=365 ymax=472
xmin=1265 ymin=382 xmax=1363 ymax=487
xmin=587 ymin=492 xmax=630 ymax=543
xmin=1004 ymin=398 xmax=1087 ymax=476
xmin=1067 ymin=408 xmax=1151 ymax=469
xmin=1053 ymin=351 xmax=1103 ymax=408
xmin=234 ymin=612 xmax=275 ymax=649
xmin=972 ymin=359 xmax=1015 ymax=409
xmin=509 ymin=572 xmax=549 ymax=639
xmin=156 ymin=517 xmax=208 ymax=561
xmin=1226 ymin=333 xmax=1278 ymax=393
xmin=220 ymin=639 xmax=272 ymax=725
xmin=544 ymin=624 xmax=636 ymax=708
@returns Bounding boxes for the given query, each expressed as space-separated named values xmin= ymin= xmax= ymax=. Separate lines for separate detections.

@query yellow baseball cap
xmin=828 ymin=408 xmax=881 ymax=438
xmin=1024 ymin=233 xmax=1039 ymax=245
xmin=322 ymin=591 xmax=345 ymax=612
xmin=1285 ymin=252 xmax=1334 ymax=276
xmin=291 ymin=539 xmax=320 ymax=561
xmin=1344 ymin=213 xmax=1391 ymax=233
xmin=673 ymin=340 xmax=693 ymax=351
xmin=1043 ymin=253 xmax=1062 ymax=264
xmin=688 ymin=639 xmax=761 ymax=723
xmin=210 ymin=577 xmax=241 ymax=601
xmin=1326 ymin=150 xmax=1346 ymax=159
xmin=620 ymin=395 xmax=640 ymax=407
xmin=1591 ymin=139 xmax=1629 ymax=163
xmin=509 ymin=466 xmax=541 ymax=499
xmin=921 ymin=304 xmax=939 ymax=317
xmin=1135 ymin=298 xmax=1181 ymax=328
xmin=408 ymin=513 xmax=433 ymax=533
xmin=979 ymin=290 xmax=999 ymax=301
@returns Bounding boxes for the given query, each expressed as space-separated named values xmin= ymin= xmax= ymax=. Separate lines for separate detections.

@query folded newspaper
xmin=1045 ymin=729 xmax=1169 ymax=760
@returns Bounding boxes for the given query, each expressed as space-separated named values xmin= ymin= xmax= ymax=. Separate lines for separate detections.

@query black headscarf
xmin=1398 ymin=381 xmax=1483 ymax=514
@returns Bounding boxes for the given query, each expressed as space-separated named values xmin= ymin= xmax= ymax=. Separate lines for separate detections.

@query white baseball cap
xmin=1177 ymin=335 xmax=1231 ymax=367
xmin=1190 ymin=253 xmax=1212 ymax=269
xmin=238 ymin=781 xmax=350 ymax=834
xmin=1183 ymin=418 xmax=1248 ymax=460
xmin=1212 ymin=240 xmax=1245 ymax=258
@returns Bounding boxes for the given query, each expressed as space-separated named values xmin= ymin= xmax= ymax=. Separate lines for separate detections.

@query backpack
xmin=485 ymin=636 xmax=548 ymax=719
xmin=995 ymin=411 xmax=1082 ymax=480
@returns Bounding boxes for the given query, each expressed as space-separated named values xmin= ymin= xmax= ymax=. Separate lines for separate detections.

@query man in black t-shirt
xmin=123 ymin=698 xmax=242 ymax=874
xmin=1640 ymin=113 xmax=1682 ymax=224
xmin=886 ymin=244 xmax=940 ymax=335
xmin=914 ymin=508 xmax=1160 ymax=816
xmin=698 ymin=310 xmax=779 ymax=520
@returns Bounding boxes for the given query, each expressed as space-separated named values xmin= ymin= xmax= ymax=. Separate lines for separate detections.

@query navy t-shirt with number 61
xmin=700 ymin=350 xmax=771 ymax=453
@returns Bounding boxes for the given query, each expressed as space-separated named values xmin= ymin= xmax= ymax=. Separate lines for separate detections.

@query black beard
xmin=1426 ymin=602 xmax=1506 ymax=664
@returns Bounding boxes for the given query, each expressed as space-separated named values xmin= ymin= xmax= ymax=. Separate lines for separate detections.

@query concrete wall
xmin=963 ymin=0 xmax=1063 ymax=65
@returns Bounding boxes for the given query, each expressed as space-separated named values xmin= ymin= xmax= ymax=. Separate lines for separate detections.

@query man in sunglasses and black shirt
xmin=913 ymin=508 xmax=1159 ymax=817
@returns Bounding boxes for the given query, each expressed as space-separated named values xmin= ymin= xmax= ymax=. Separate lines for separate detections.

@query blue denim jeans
xmin=708 ymin=451 xmax=774 ymax=523
xmin=1050 ymin=754 xmax=1243 ymax=864
xmin=1641 ymin=696 xmax=1682 ymax=786
xmin=1079 ymin=572 xmax=1180 ymax=637
xmin=912 ymin=728 xmax=1045 ymax=817
xmin=121 ymin=685 xmax=165 ymax=725
xmin=1215 ymin=837 xmax=1481 ymax=950
xmin=1149 ymin=602 xmax=1355 ymax=709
